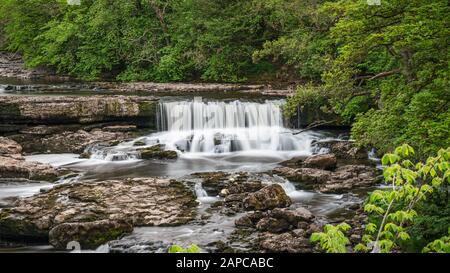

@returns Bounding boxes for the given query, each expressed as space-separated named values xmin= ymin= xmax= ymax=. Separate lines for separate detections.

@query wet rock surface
xmin=49 ymin=220 xmax=133 ymax=249
xmin=137 ymin=144 xmax=178 ymax=160
xmin=0 ymin=137 xmax=60 ymax=181
xmin=243 ymin=184 xmax=292 ymax=211
xmin=313 ymin=140 xmax=368 ymax=161
xmin=10 ymin=126 xmax=139 ymax=154
xmin=0 ymin=178 xmax=197 ymax=248
xmin=273 ymin=164 xmax=378 ymax=193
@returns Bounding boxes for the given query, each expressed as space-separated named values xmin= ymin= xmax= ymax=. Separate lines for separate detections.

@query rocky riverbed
xmin=0 ymin=65 xmax=380 ymax=253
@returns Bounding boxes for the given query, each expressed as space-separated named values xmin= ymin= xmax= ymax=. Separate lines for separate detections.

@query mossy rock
xmin=133 ymin=140 xmax=146 ymax=146
xmin=138 ymin=144 xmax=178 ymax=159
xmin=49 ymin=220 xmax=133 ymax=249
xmin=0 ymin=210 xmax=49 ymax=242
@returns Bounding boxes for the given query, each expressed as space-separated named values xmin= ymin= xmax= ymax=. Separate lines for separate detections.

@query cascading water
xmin=89 ymin=99 xmax=320 ymax=163
xmin=152 ymin=99 xmax=315 ymax=156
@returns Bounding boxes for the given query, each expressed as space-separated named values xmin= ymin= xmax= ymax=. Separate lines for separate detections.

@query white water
xmin=194 ymin=182 xmax=219 ymax=204
xmin=25 ymin=153 xmax=86 ymax=167
xmin=90 ymin=99 xmax=319 ymax=162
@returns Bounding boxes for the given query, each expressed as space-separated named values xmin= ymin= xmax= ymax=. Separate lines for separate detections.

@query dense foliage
xmin=311 ymin=145 xmax=450 ymax=253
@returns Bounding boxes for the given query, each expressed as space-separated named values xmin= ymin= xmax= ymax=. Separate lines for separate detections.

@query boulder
xmin=49 ymin=220 xmax=133 ymax=249
xmin=236 ymin=207 xmax=313 ymax=233
xmin=270 ymin=207 xmax=314 ymax=223
xmin=256 ymin=217 xmax=290 ymax=233
xmin=138 ymin=144 xmax=178 ymax=159
xmin=273 ymin=167 xmax=331 ymax=185
xmin=259 ymin=232 xmax=311 ymax=253
xmin=0 ymin=178 xmax=197 ymax=246
xmin=302 ymin=154 xmax=337 ymax=170
xmin=243 ymin=184 xmax=292 ymax=211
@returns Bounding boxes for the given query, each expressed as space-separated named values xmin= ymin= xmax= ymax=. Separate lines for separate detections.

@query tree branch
xmin=292 ymin=119 xmax=338 ymax=135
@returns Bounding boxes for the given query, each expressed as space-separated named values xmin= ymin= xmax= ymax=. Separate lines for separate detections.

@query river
xmin=0 ymin=79 xmax=366 ymax=253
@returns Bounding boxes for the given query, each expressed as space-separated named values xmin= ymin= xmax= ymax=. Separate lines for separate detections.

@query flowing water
xmin=0 ymin=88 xmax=364 ymax=252
xmin=68 ymin=99 xmax=328 ymax=179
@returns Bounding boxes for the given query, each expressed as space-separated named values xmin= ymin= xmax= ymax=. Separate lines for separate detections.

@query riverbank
xmin=0 ymin=51 xmax=294 ymax=97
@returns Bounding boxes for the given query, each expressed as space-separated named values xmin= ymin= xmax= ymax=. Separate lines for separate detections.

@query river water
xmin=0 ymin=81 xmax=363 ymax=253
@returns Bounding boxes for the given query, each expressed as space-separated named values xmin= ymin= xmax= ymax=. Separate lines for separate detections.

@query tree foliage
xmin=311 ymin=145 xmax=450 ymax=253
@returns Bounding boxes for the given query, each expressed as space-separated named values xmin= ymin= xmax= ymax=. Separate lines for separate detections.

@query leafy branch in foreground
xmin=167 ymin=244 xmax=200 ymax=253
xmin=310 ymin=223 xmax=351 ymax=253
xmin=311 ymin=144 xmax=450 ymax=253
xmin=422 ymin=228 xmax=450 ymax=253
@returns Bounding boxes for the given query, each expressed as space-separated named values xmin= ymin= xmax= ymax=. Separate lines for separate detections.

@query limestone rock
xmin=243 ymin=184 xmax=292 ymax=211
xmin=0 ymin=178 xmax=197 ymax=245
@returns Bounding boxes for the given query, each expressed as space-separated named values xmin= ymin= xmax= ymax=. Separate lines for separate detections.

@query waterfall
xmin=152 ymin=99 xmax=311 ymax=154
xmin=194 ymin=182 xmax=208 ymax=198
xmin=157 ymin=100 xmax=284 ymax=131
xmin=194 ymin=182 xmax=219 ymax=204
xmin=89 ymin=99 xmax=319 ymax=162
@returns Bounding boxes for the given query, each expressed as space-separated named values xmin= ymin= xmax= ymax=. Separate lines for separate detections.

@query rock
xmin=302 ymin=154 xmax=337 ymax=170
xmin=102 ymin=125 xmax=137 ymax=132
xmin=0 ymin=156 xmax=59 ymax=181
xmin=138 ymin=144 xmax=178 ymax=159
xmin=313 ymin=140 xmax=367 ymax=160
xmin=243 ymin=184 xmax=292 ymax=211
xmin=95 ymin=81 xmax=266 ymax=93
xmin=236 ymin=208 xmax=313 ymax=233
xmin=0 ymin=52 xmax=61 ymax=79
xmin=235 ymin=211 xmax=265 ymax=228
xmin=235 ymin=216 xmax=254 ymax=228
xmin=0 ymin=137 xmax=59 ymax=181
xmin=49 ymin=220 xmax=133 ymax=249
xmin=273 ymin=165 xmax=378 ymax=193
xmin=108 ymin=238 xmax=170 ymax=253
xmin=256 ymin=217 xmax=290 ymax=233
xmin=270 ymin=207 xmax=314 ymax=223
xmin=259 ymin=232 xmax=311 ymax=253
xmin=12 ymin=128 xmax=136 ymax=154
xmin=219 ymin=189 xmax=229 ymax=197
xmin=0 ymin=137 xmax=22 ymax=155
xmin=133 ymin=140 xmax=146 ymax=146
xmin=280 ymin=156 xmax=306 ymax=168
xmin=227 ymin=181 xmax=263 ymax=195
xmin=319 ymin=165 xmax=378 ymax=193
xmin=0 ymin=95 xmax=157 ymax=127
xmin=224 ymin=193 xmax=247 ymax=203
xmin=273 ymin=167 xmax=331 ymax=186
xmin=193 ymin=172 xmax=255 ymax=196
xmin=0 ymin=178 xmax=197 ymax=243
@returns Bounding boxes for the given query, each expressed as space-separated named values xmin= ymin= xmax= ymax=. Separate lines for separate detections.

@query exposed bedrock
xmin=0 ymin=95 xmax=158 ymax=127
xmin=273 ymin=164 xmax=379 ymax=194
xmin=0 ymin=95 xmax=158 ymax=153
xmin=0 ymin=137 xmax=60 ymax=181
xmin=0 ymin=178 xmax=197 ymax=249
